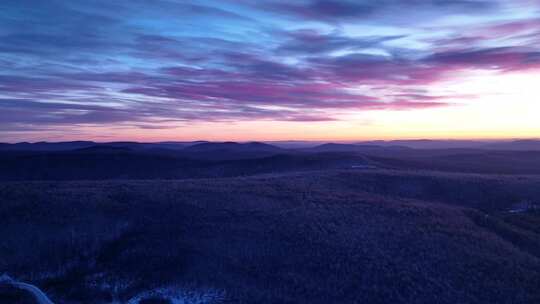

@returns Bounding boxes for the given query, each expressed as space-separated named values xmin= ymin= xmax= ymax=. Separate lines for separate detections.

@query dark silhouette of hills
xmin=482 ymin=139 xmax=540 ymax=151
xmin=183 ymin=141 xmax=281 ymax=152
xmin=358 ymin=139 xmax=490 ymax=149
xmin=2 ymin=139 xmax=540 ymax=152
xmin=356 ymin=139 xmax=540 ymax=150
xmin=74 ymin=145 xmax=133 ymax=153
xmin=2 ymin=170 xmax=540 ymax=303
xmin=2 ymin=144 xmax=540 ymax=180
xmin=265 ymin=140 xmax=326 ymax=149
xmin=178 ymin=141 xmax=284 ymax=160
xmin=2 ymin=140 xmax=540 ymax=181
xmin=307 ymin=143 xmax=409 ymax=152
xmin=368 ymin=150 xmax=540 ymax=174
xmin=2 ymin=140 xmax=540 ymax=303
xmin=0 ymin=147 xmax=374 ymax=180
xmin=0 ymin=141 xmax=205 ymax=152
xmin=0 ymin=141 xmax=97 ymax=151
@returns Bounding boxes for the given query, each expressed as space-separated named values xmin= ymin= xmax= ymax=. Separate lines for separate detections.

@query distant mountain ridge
xmin=481 ymin=140 xmax=540 ymax=151
xmin=2 ymin=139 xmax=540 ymax=154
xmin=357 ymin=139 xmax=540 ymax=150
xmin=307 ymin=143 xmax=410 ymax=152
xmin=183 ymin=141 xmax=282 ymax=152
xmin=0 ymin=141 xmax=282 ymax=152
xmin=357 ymin=139 xmax=490 ymax=149
xmin=0 ymin=141 xmax=96 ymax=151
xmin=0 ymin=141 xmax=203 ymax=152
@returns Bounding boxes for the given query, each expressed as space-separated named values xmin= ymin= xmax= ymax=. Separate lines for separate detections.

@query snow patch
xmin=508 ymin=200 xmax=539 ymax=213
xmin=127 ymin=285 xmax=225 ymax=304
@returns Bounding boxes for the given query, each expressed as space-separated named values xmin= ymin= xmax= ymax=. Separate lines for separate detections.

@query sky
xmin=1 ymin=0 xmax=539 ymax=142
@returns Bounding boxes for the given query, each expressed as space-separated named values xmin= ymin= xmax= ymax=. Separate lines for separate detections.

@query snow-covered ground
xmin=0 ymin=274 xmax=55 ymax=304
xmin=126 ymin=285 xmax=225 ymax=304
xmin=1 ymin=274 xmax=225 ymax=304
xmin=508 ymin=201 xmax=539 ymax=213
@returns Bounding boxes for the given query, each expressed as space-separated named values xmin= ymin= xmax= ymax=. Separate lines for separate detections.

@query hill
xmin=482 ymin=140 xmax=540 ymax=151
xmin=0 ymin=149 xmax=373 ymax=181
xmin=3 ymin=146 xmax=540 ymax=181
xmin=357 ymin=139 xmax=490 ymax=149
xmin=1 ymin=170 xmax=539 ymax=303
xmin=182 ymin=141 xmax=281 ymax=152
xmin=307 ymin=143 xmax=409 ymax=152
xmin=0 ymin=141 xmax=96 ymax=151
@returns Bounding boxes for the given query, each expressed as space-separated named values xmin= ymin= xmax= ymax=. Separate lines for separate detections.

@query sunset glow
xmin=1 ymin=1 xmax=539 ymax=142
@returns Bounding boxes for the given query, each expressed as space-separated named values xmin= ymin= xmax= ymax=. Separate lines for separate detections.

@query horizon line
xmin=2 ymin=137 xmax=540 ymax=145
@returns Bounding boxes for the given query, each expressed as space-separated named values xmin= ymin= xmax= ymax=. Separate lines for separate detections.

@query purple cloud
xmin=258 ymin=0 xmax=498 ymax=23
xmin=276 ymin=29 xmax=404 ymax=55
xmin=425 ymin=47 xmax=540 ymax=71
xmin=0 ymin=0 xmax=539 ymax=137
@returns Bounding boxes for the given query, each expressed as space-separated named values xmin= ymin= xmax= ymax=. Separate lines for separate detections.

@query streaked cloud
xmin=0 ymin=0 xmax=539 ymax=140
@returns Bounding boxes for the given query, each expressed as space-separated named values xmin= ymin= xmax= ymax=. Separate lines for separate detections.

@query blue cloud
xmin=0 ymin=0 xmax=539 ymax=137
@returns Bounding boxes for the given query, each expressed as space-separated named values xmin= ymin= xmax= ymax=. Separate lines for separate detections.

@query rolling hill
xmin=1 ymin=169 xmax=539 ymax=303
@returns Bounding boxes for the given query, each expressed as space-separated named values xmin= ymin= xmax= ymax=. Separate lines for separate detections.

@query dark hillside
xmin=1 ymin=170 xmax=539 ymax=303
xmin=182 ymin=141 xmax=281 ymax=152
xmin=369 ymin=151 xmax=540 ymax=174
xmin=0 ymin=151 xmax=371 ymax=181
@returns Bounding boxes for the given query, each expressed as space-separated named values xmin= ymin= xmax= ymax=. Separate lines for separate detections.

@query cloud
xmin=0 ymin=99 xmax=135 ymax=125
xmin=425 ymin=47 xmax=540 ymax=71
xmin=0 ymin=0 xmax=538 ymax=136
xmin=276 ymin=29 xmax=404 ymax=55
xmin=257 ymin=0 xmax=497 ymax=23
